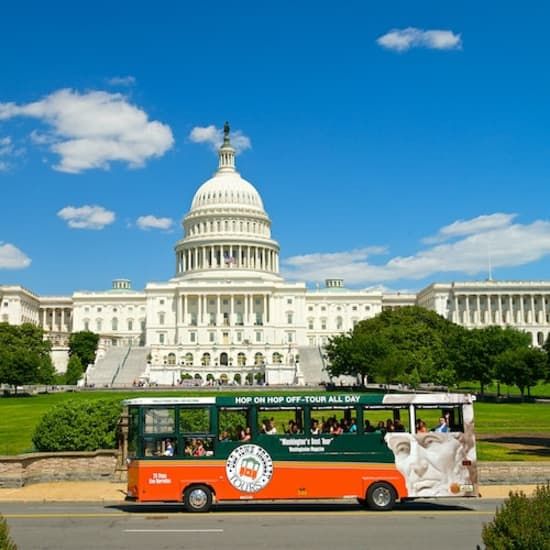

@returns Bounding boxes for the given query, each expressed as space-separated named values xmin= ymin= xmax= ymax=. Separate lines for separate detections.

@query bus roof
xmin=122 ymin=393 xmax=475 ymax=407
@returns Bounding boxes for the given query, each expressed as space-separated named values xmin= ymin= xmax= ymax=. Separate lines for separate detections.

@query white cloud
xmin=0 ymin=89 xmax=174 ymax=173
xmin=0 ymin=243 xmax=31 ymax=269
xmin=136 ymin=215 xmax=174 ymax=231
xmin=189 ymin=124 xmax=251 ymax=154
xmin=423 ymin=213 xmax=517 ymax=244
xmin=282 ymin=215 xmax=550 ymax=286
xmin=57 ymin=205 xmax=116 ymax=230
xmin=107 ymin=75 xmax=136 ymax=86
xmin=377 ymin=27 xmax=462 ymax=52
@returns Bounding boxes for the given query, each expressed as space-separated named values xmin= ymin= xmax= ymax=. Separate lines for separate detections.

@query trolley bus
xmin=124 ymin=392 xmax=478 ymax=512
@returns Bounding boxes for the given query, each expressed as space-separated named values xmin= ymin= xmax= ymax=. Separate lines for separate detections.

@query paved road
xmin=2 ymin=499 xmax=498 ymax=549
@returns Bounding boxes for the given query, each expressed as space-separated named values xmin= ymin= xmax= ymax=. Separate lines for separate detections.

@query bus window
xmin=179 ymin=407 xmax=210 ymax=433
xmin=144 ymin=408 xmax=175 ymax=434
xmin=363 ymin=407 xmax=409 ymax=434
xmin=219 ymin=408 xmax=250 ymax=441
xmin=311 ymin=407 xmax=358 ymax=435
xmin=258 ymin=408 xmax=304 ymax=435
xmin=183 ymin=437 xmax=214 ymax=457
xmin=128 ymin=407 xmax=140 ymax=458
xmin=414 ymin=406 xmax=463 ymax=433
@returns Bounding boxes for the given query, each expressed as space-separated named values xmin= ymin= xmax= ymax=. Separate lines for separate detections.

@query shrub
xmin=0 ymin=514 xmax=18 ymax=550
xmin=482 ymin=484 xmax=550 ymax=549
xmin=32 ymin=399 xmax=122 ymax=452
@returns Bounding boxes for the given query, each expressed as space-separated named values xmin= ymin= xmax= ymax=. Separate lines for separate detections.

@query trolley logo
xmin=226 ymin=444 xmax=273 ymax=493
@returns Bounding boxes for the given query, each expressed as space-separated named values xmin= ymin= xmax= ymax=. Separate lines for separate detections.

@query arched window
xmin=112 ymin=317 xmax=118 ymax=331
xmin=96 ymin=319 xmax=102 ymax=332
xmin=202 ymin=353 xmax=211 ymax=366
xmin=537 ymin=332 xmax=544 ymax=346
xmin=272 ymin=352 xmax=282 ymax=364
xmin=238 ymin=352 xmax=246 ymax=366
xmin=127 ymin=319 xmax=133 ymax=331
xmin=336 ymin=316 xmax=343 ymax=330
xmin=254 ymin=352 xmax=264 ymax=366
xmin=185 ymin=352 xmax=194 ymax=366
xmin=220 ymin=352 xmax=229 ymax=366
xmin=167 ymin=353 xmax=176 ymax=365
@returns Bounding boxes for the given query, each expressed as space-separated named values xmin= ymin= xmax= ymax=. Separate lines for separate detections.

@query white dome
xmin=190 ymin=170 xmax=265 ymax=212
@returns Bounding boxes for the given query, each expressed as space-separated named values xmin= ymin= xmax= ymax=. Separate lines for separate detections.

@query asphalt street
xmin=1 ymin=498 xmax=499 ymax=549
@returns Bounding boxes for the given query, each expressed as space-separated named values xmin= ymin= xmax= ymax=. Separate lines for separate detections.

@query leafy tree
xmin=0 ymin=323 xmax=53 ymax=390
xmin=65 ymin=354 xmax=84 ymax=385
xmin=32 ymin=399 xmax=122 ymax=452
xmin=68 ymin=331 xmax=99 ymax=368
xmin=326 ymin=307 xmax=465 ymax=386
xmin=495 ymin=347 xmax=548 ymax=399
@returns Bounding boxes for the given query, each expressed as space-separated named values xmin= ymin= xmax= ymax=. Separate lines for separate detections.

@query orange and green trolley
xmin=124 ymin=392 xmax=478 ymax=512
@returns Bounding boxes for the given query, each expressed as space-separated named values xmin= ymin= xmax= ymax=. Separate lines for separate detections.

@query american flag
xmin=224 ymin=253 xmax=235 ymax=266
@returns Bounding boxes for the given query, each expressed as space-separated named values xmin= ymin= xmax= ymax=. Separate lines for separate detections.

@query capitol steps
xmin=85 ymin=346 xmax=129 ymax=387
xmin=112 ymin=347 xmax=150 ymax=386
xmin=296 ymin=346 xmax=328 ymax=385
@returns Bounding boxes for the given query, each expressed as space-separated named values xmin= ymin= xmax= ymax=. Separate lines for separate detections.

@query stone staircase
xmin=112 ymin=347 xmax=150 ymax=386
xmin=85 ymin=346 xmax=129 ymax=387
xmin=296 ymin=346 xmax=329 ymax=385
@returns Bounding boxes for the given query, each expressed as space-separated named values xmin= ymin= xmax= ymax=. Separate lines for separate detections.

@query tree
xmin=65 ymin=354 xmax=84 ymax=385
xmin=495 ymin=347 xmax=548 ymax=399
xmin=0 ymin=323 xmax=52 ymax=391
xmin=326 ymin=307 xmax=465 ymax=386
xmin=68 ymin=331 xmax=99 ymax=368
xmin=459 ymin=326 xmax=531 ymax=395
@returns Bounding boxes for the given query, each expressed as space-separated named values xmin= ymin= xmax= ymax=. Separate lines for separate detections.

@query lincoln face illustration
xmin=385 ymin=432 xmax=474 ymax=497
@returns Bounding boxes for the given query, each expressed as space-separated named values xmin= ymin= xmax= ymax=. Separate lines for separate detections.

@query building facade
xmin=2 ymin=126 xmax=550 ymax=383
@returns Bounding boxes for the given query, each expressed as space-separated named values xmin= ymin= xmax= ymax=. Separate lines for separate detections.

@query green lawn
xmin=0 ymin=389 xmax=548 ymax=458
xmin=458 ymin=381 xmax=550 ymax=398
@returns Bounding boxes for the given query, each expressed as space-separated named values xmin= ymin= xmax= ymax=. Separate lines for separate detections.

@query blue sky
xmin=1 ymin=0 xmax=550 ymax=295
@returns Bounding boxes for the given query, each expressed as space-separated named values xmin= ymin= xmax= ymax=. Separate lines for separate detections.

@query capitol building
xmin=2 ymin=126 xmax=550 ymax=385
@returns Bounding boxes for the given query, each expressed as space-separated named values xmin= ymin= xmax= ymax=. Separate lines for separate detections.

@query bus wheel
xmin=183 ymin=485 xmax=213 ymax=513
xmin=366 ymin=482 xmax=396 ymax=511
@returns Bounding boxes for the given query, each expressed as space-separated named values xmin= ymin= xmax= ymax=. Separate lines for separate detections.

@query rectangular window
xmin=190 ymin=332 xmax=196 ymax=342
xmin=178 ymin=407 xmax=210 ymax=433
xmin=209 ymin=332 xmax=215 ymax=342
xmin=218 ymin=408 xmax=250 ymax=441
xmin=159 ymin=333 xmax=165 ymax=344
xmin=144 ymin=408 xmax=175 ymax=434
xmin=321 ymin=320 xmax=327 ymax=330
xmin=308 ymin=320 xmax=314 ymax=330
xmin=287 ymin=313 xmax=293 ymax=324
xmin=258 ymin=407 xmax=304 ymax=435
xmin=312 ymin=406 xmax=358 ymax=434
xmin=255 ymin=331 xmax=262 ymax=342
xmin=236 ymin=332 xmax=242 ymax=342
xmin=362 ymin=406 xmax=410 ymax=433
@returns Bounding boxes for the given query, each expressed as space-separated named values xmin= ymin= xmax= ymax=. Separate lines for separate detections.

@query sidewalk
xmin=0 ymin=481 xmax=539 ymax=502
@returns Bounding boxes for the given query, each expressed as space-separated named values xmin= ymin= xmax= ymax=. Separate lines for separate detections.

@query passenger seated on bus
xmin=237 ymin=426 xmax=246 ymax=440
xmin=433 ymin=417 xmax=449 ymax=433
xmin=386 ymin=419 xmax=395 ymax=432
xmin=364 ymin=419 xmax=375 ymax=433
xmin=330 ymin=419 xmax=343 ymax=435
xmin=285 ymin=420 xmax=299 ymax=434
xmin=163 ymin=439 xmax=175 ymax=456
xmin=242 ymin=427 xmax=252 ymax=441
xmin=310 ymin=419 xmax=321 ymax=435
xmin=348 ymin=418 xmax=358 ymax=433
xmin=416 ymin=420 xmax=428 ymax=433
xmin=262 ymin=418 xmax=277 ymax=434
xmin=193 ymin=439 xmax=206 ymax=457
xmin=219 ymin=430 xmax=230 ymax=441
xmin=375 ymin=421 xmax=386 ymax=433
xmin=184 ymin=440 xmax=194 ymax=456
xmin=394 ymin=419 xmax=406 ymax=432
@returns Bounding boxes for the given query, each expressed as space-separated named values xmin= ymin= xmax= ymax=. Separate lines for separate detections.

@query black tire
xmin=183 ymin=484 xmax=213 ymax=513
xmin=366 ymin=482 xmax=396 ymax=511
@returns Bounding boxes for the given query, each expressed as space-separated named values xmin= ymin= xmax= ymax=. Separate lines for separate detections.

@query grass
xmin=0 ymin=389 xmax=548 ymax=459
xmin=458 ymin=380 xmax=550 ymax=398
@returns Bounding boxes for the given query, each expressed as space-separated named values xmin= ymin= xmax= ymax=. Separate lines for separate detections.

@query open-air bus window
xmin=127 ymin=407 xmax=140 ymax=457
xmin=258 ymin=407 xmax=304 ymax=435
xmin=362 ymin=406 xmax=410 ymax=433
xmin=144 ymin=408 xmax=175 ymax=434
xmin=179 ymin=407 xmax=210 ymax=433
xmin=413 ymin=406 xmax=464 ymax=433
xmin=310 ymin=406 xmax=358 ymax=434
xmin=218 ymin=408 xmax=250 ymax=441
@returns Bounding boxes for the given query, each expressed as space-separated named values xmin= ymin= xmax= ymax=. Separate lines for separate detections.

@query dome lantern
xmin=218 ymin=121 xmax=236 ymax=173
